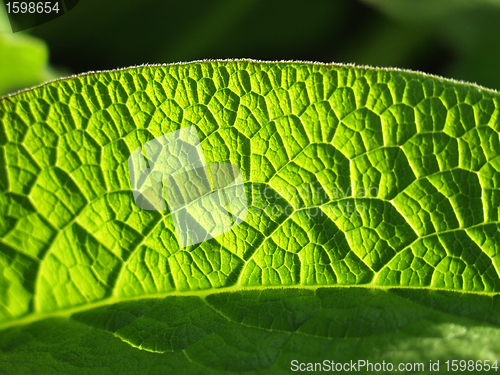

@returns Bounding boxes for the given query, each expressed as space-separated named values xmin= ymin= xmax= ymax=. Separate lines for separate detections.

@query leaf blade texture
xmin=1 ymin=60 xmax=500 ymax=373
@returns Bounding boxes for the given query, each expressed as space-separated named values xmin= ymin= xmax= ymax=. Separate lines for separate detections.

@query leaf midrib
xmin=1 ymin=284 xmax=498 ymax=332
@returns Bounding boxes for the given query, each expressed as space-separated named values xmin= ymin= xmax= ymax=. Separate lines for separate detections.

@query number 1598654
xmin=446 ymin=360 xmax=498 ymax=372
xmin=5 ymin=2 xmax=60 ymax=14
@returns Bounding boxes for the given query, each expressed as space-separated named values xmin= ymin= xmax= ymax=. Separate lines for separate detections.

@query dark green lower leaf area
xmin=1 ymin=287 xmax=499 ymax=374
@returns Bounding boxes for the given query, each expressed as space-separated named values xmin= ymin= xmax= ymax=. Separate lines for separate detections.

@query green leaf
xmin=1 ymin=60 xmax=500 ymax=373
xmin=0 ymin=6 xmax=60 ymax=96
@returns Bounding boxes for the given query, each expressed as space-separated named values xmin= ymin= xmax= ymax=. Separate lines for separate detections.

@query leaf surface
xmin=1 ymin=60 xmax=500 ymax=373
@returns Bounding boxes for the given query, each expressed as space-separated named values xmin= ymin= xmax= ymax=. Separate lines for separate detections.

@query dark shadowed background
xmin=1 ymin=0 xmax=500 ymax=96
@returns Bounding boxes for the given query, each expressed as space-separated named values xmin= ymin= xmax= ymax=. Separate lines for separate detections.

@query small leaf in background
xmin=0 ymin=5 xmax=60 ymax=96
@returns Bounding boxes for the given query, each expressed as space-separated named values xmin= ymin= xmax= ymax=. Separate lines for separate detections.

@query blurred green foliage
xmin=362 ymin=0 xmax=500 ymax=90
xmin=1 ymin=0 xmax=500 ymax=96
xmin=0 ymin=5 xmax=58 ymax=96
